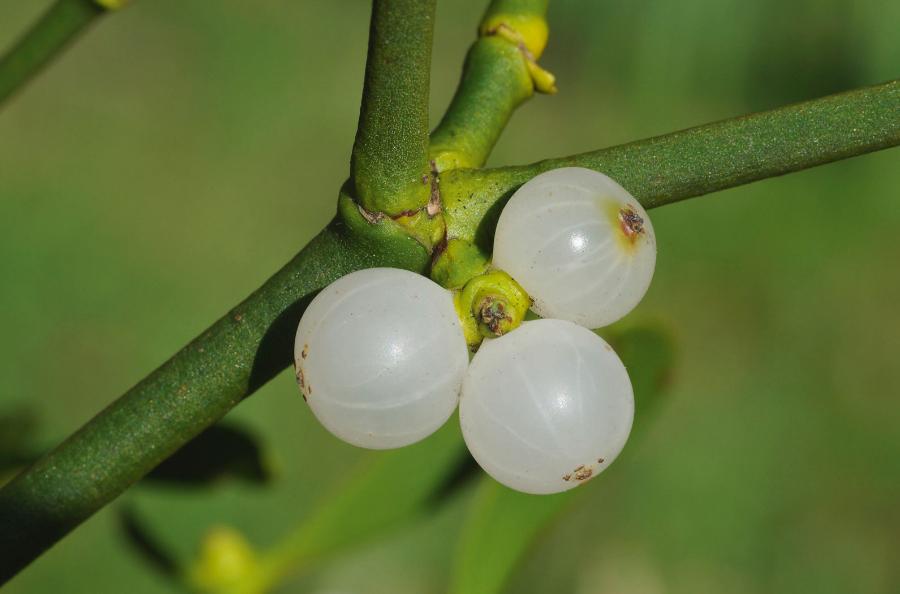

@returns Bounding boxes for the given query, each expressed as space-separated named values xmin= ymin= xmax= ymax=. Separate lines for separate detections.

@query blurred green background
xmin=1 ymin=0 xmax=899 ymax=592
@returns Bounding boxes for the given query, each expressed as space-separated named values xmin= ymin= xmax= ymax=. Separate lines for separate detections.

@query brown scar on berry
xmin=294 ymin=365 xmax=308 ymax=402
xmin=573 ymin=465 xmax=593 ymax=481
xmin=618 ymin=206 xmax=645 ymax=242
xmin=562 ymin=474 xmax=572 ymax=481
xmin=301 ymin=344 xmax=309 ymax=359
xmin=597 ymin=457 xmax=605 ymax=464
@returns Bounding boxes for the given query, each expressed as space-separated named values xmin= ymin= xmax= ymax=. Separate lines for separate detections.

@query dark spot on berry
xmin=573 ymin=465 xmax=593 ymax=481
xmin=301 ymin=344 xmax=309 ymax=359
xmin=295 ymin=365 xmax=312 ymax=402
xmin=618 ymin=207 xmax=644 ymax=242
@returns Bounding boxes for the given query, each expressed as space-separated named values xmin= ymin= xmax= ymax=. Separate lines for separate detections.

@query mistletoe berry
xmin=294 ymin=268 xmax=468 ymax=449
xmin=492 ymin=167 xmax=657 ymax=329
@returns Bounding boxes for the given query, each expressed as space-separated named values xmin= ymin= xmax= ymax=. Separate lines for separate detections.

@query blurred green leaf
xmin=0 ymin=408 xmax=40 ymax=482
xmin=272 ymin=422 xmax=465 ymax=557
xmin=242 ymin=419 xmax=468 ymax=589
xmin=448 ymin=481 xmax=575 ymax=594
xmin=448 ymin=323 xmax=675 ymax=594
xmin=144 ymin=423 xmax=273 ymax=488
xmin=601 ymin=322 xmax=675 ymax=421
xmin=117 ymin=506 xmax=180 ymax=580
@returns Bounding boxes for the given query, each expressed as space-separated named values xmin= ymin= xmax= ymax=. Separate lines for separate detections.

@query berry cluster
xmin=294 ymin=167 xmax=656 ymax=494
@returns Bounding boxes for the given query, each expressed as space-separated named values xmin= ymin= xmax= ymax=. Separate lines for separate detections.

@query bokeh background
xmin=1 ymin=1 xmax=899 ymax=592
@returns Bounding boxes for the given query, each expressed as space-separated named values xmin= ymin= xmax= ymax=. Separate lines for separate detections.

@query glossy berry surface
xmin=492 ymin=167 xmax=656 ymax=329
xmin=294 ymin=268 xmax=469 ymax=449
xmin=459 ymin=318 xmax=634 ymax=494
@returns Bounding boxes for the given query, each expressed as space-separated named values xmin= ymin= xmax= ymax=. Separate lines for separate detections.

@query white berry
xmin=459 ymin=318 xmax=634 ymax=494
xmin=492 ymin=167 xmax=656 ymax=329
xmin=294 ymin=268 xmax=469 ymax=449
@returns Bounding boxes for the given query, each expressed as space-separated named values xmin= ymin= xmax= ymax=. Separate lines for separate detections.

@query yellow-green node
xmin=480 ymin=14 xmax=549 ymax=58
xmin=94 ymin=0 xmax=129 ymax=10
xmin=454 ymin=270 xmax=530 ymax=349
xmin=393 ymin=209 xmax=446 ymax=251
xmin=527 ymin=60 xmax=557 ymax=94
xmin=431 ymin=239 xmax=490 ymax=289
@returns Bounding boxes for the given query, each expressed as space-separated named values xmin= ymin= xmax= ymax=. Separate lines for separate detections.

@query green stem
xmin=442 ymin=80 xmax=900 ymax=244
xmin=0 ymin=218 xmax=429 ymax=585
xmin=0 ymin=0 xmax=106 ymax=108
xmin=351 ymin=0 xmax=436 ymax=215
xmin=429 ymin=0 xmax=549 ymax=172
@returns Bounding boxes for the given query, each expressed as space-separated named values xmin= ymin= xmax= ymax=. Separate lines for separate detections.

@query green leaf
xmin=601 ymin=322 xmax=675 ymax=422
xmin=236 ymin=419 xmax=468 ymax=590
xmin=271 ymin=421 xmax=465 ymax=558
xmin=117 ymin=506 xmax=180 ymax=580
xmin=0 ymin=408 xmax=40 ymax=482
xmin=448 ymin=323 xmax=675 ymax=594
xmin=448 ymin=481 xmax=574 ymax=594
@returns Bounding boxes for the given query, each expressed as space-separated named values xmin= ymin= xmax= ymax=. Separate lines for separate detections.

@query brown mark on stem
xmin=357 ymin=203 xmax=384 ymax=224
xmin=487 ymin=23 xmax=535 ymax=61
xmin=427 ymin=159 xmax=441 ymax=217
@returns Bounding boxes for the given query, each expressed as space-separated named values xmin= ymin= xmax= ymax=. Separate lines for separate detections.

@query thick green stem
xmin=0 ymin=0 xmax=108 ymax=108
xmin=429 ymin=0 xmax=549 ymax=172
xmin=351 ymin=0 xmax=436 ymax=215
xmin=0 ymin=217 xmax=429 ymax=585
xmin=442 ymin=80 xmax=900 ymax=244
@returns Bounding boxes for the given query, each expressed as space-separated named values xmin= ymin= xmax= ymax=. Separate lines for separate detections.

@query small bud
xmin=188 ymin=526 xmax=260 ymax=593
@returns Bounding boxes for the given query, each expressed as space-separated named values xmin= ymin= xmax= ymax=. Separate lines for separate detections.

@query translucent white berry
xmin=492 ymin=167 xmax=656 ymax=329
xmin=294 ymin=268 xmax=469 ymax=449
xmin=459 ymin=318 xmax=634 ymax=494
